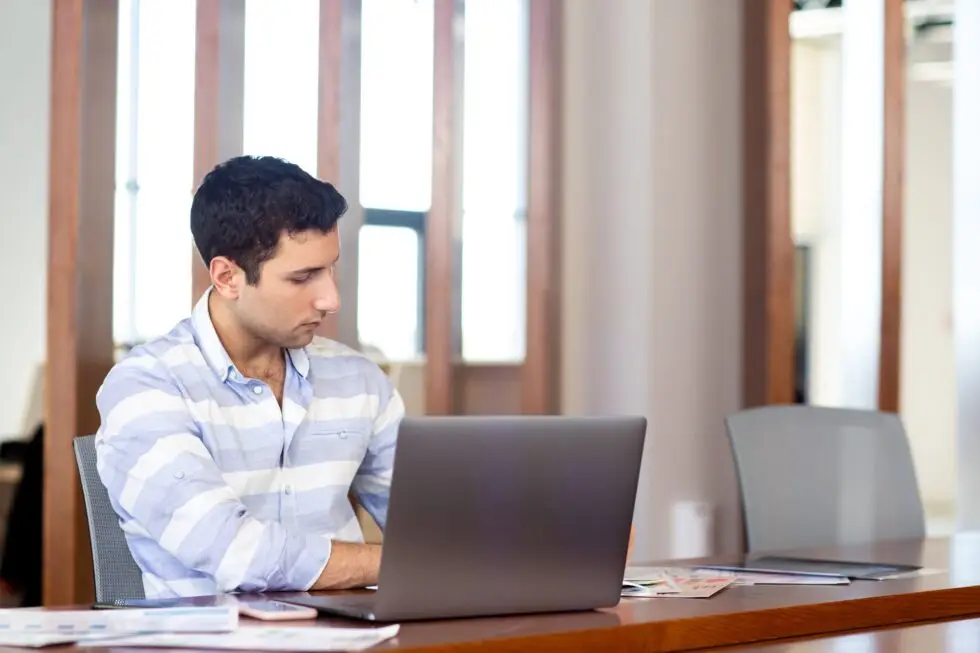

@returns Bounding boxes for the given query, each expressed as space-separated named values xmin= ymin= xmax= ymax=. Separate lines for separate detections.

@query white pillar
xmin=837 ymin=0 xmax=885 ymax=409
xmin=562 ymin=0 xmax=743 ymax=561
xmin=953 ymin=0 xmax=980 ymax=530
xmin=561 ymin=0 xmax=655 ymax=555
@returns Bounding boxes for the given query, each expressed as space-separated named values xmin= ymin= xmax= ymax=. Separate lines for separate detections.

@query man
xmin=95 ymin=155 xmax=403 ymax=599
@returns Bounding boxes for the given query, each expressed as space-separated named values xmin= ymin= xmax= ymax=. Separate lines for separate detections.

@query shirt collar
xmin=286 ymin=345 xmax=310 ymax=378
xmin=192 ymin=287 xmax=311 ymax=383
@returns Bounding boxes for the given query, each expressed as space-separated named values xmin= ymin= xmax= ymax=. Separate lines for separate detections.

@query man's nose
xmin=313 ymin=279 xmax=341 ymax=314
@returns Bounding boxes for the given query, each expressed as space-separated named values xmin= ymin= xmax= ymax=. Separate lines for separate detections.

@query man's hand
xmin=311 ymin=541 xmax=383 ymax=590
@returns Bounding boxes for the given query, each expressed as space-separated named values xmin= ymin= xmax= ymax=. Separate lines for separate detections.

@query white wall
xmin=0 ymin=0 xmax=51 ymax=441
xmin=952 ymin=0 xmax=980 ymax=531
xmin=902 ymin=74 xmax=956 ymax=517
xmin=562 ymin=0 xmax=743 ymax=561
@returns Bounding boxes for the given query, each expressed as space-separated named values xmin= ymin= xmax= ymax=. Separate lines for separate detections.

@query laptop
xmin=287 ymin=415 xmax=646 ymax=622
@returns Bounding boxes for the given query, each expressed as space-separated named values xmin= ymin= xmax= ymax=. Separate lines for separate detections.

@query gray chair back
xmin=725 ymin=405 xmax=926 ymax=553
xmin=73 ymin=435 xmax=145 ymax=601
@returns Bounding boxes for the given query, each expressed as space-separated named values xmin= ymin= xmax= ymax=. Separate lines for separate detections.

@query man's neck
xmin=208 ymin=292 xmax=283 ymax=378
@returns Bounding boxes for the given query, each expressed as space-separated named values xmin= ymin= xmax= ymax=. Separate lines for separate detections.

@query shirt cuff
xmin=295 ymin=535 xmax=333 ymax=591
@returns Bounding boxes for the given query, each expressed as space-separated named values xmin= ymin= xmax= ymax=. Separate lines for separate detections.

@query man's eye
xmin=291 ymin=275 xmax=312 ymax=284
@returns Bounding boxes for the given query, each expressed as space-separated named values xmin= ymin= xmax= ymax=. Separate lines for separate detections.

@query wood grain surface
xmin=58 ymin=534 xmax=980 ymax=652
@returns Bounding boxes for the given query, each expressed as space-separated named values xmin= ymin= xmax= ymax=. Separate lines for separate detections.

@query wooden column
xmin=741 ymin=0 xmax=795 ymax=407
xmin=425 ymin=0 xmax=463 ymax=414
xmin=878 ymin=0 xmax=905 ymax=413
xmin=316 ymin=0 xmax=343 ymax=341
xmin=522 ymin=0 xmax=563 ymax=414
xmin=191 ymin=0 xmax=245 ymax=300
xmin=316 ymin=0 xmax=362 ymax=347
xmin=45 ymin=0 xmax=118 ymax=606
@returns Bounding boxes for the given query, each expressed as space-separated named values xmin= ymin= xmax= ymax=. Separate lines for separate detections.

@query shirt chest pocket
xmin=295 ymin=425 xmax=372 ymax=470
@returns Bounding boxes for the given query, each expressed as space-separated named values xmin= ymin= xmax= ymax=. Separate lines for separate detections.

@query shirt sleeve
xmin=94 ymin=361 xmax=333 ymax=593
xmin=351 ymin=372 xmax=404 ymax=530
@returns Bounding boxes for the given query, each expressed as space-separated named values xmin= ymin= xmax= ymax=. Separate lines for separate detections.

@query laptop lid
xmin=370 ymin=415 xmax=646 ymax=621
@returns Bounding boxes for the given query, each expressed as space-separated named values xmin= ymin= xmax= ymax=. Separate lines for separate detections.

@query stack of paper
xmin=622 ymin=565 xmax=851 ymax=600
xmin=0 ymin=605 xmax=238 ymax=648
xmin=689 ymin=568 xmax=851 ymax=586
xmin=0 ymin=606 xmax=400 ymax=651
xmin=85 ymin=624 xmax=401 ymax=651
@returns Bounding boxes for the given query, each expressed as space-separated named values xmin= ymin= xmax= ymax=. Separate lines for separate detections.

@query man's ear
xmin=209 ymin=256 xmax=243 ymax=299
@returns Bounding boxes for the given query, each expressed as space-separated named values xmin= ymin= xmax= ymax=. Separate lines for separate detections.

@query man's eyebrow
xmin=287 ymin=255 xmax=339 ymax=276
xmin=288 ymin=266 xmax=325 ymax=276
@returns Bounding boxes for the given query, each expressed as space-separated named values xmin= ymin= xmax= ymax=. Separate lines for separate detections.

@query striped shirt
xmin=95 ymin=289 xmax=404 ymax=599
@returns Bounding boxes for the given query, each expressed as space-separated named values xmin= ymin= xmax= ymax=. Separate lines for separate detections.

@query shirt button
xmin=284 ymin=485 xmax=292 ymax=495
xmin=338 ymin=431 xmax=348 ymax=440
xmin=252 ymin=385 xmax=263 ymax=395
xmin=174 ymin=471 xmax=185 ymax=480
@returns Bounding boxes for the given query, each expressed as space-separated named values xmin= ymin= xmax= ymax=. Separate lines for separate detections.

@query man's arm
xmin=95 ymin=361 xmax=374 ymax=592
xmin=311 ymin=541 xmax=382 ymax=589
xmin=350 ymin=373 xmax=405 ymax=530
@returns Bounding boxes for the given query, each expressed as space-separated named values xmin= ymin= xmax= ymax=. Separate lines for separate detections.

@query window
xmin=113 ymin=0 xmax=196 ymax=345
xmin=242 ymin=0 xmax=319 ymax=173
xmin=460 ymin=0 xmax=529 ymax=362
xmin=359 ymin=0 xmax=434 ymax=212
xmin=357 ymin=0 xmax=434 ymax=360
xmin=355 ymin=0 xmax=529 ymax=362
xmin=358 ymin=222 xmax=423 ymax=361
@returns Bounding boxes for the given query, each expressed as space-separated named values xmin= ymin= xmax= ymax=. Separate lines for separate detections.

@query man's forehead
xmin=278 ymin=228 xmax=339 ymax=249
xmin=268 ymin=229 xmax=339 ymax=266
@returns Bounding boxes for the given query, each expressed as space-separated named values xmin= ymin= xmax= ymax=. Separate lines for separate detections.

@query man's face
xmin=234 ymin=228 xmax=341 ymax=349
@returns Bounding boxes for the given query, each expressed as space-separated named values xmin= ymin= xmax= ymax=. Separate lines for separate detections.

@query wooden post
xmin=45 ymin=0 xmax=118 ymax=606
xmin=742 ymin=0 xmax=795 ymax=407
xmin=878 ymin=0 xmax=905 ymax=412
xmin=425 ymin=0 xmax=464 ymax=414
xmin=191 ymin=0 xmax=245 ymax=301
xmin=523 ymin=0 xmax=563 ymax=414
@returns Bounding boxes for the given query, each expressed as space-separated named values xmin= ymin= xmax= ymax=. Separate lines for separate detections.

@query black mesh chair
xmin=73 ymin=435 xmax=145 ymax=601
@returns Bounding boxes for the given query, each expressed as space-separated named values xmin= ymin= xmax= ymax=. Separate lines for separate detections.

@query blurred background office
xmin=2 ymin=0 xmax=979 ymax=607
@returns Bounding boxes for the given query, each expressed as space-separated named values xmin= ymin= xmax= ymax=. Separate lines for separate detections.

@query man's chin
xmin=281 ymin=332 xmax=316 ymax=349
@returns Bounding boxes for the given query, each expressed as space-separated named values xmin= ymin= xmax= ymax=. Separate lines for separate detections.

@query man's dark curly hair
xmin=190 ymin=155 xmax=348 ymax=285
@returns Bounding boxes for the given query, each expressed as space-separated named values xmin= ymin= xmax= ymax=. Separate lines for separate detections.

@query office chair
xmin=725 ymin=405 xmax=926 ymax=553
xmin=73 ymin=435 xmax=145 ymax=601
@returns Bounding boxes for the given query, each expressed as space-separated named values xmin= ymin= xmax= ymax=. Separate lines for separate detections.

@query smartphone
xmin=237 ymin=599 xmax=318 ymax=621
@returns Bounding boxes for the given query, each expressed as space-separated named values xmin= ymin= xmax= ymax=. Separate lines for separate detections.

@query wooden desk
xmin=727 ymin=618 xmax=980 ymax=652
xmin=54 ymin=534 xmax=980 ymax=652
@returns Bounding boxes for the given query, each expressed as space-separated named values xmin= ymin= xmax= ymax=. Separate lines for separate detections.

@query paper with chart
xmin=623 ymin=573 xmax=733 ymax=598
xmin=84 ymin=624 xmax=402 ymax=651
xmin=623 ymin=567 xmax=733 ymax=598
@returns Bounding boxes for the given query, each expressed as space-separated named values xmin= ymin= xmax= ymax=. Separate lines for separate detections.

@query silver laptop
xmin=287 ymin=415 xmax=646 ymax=622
